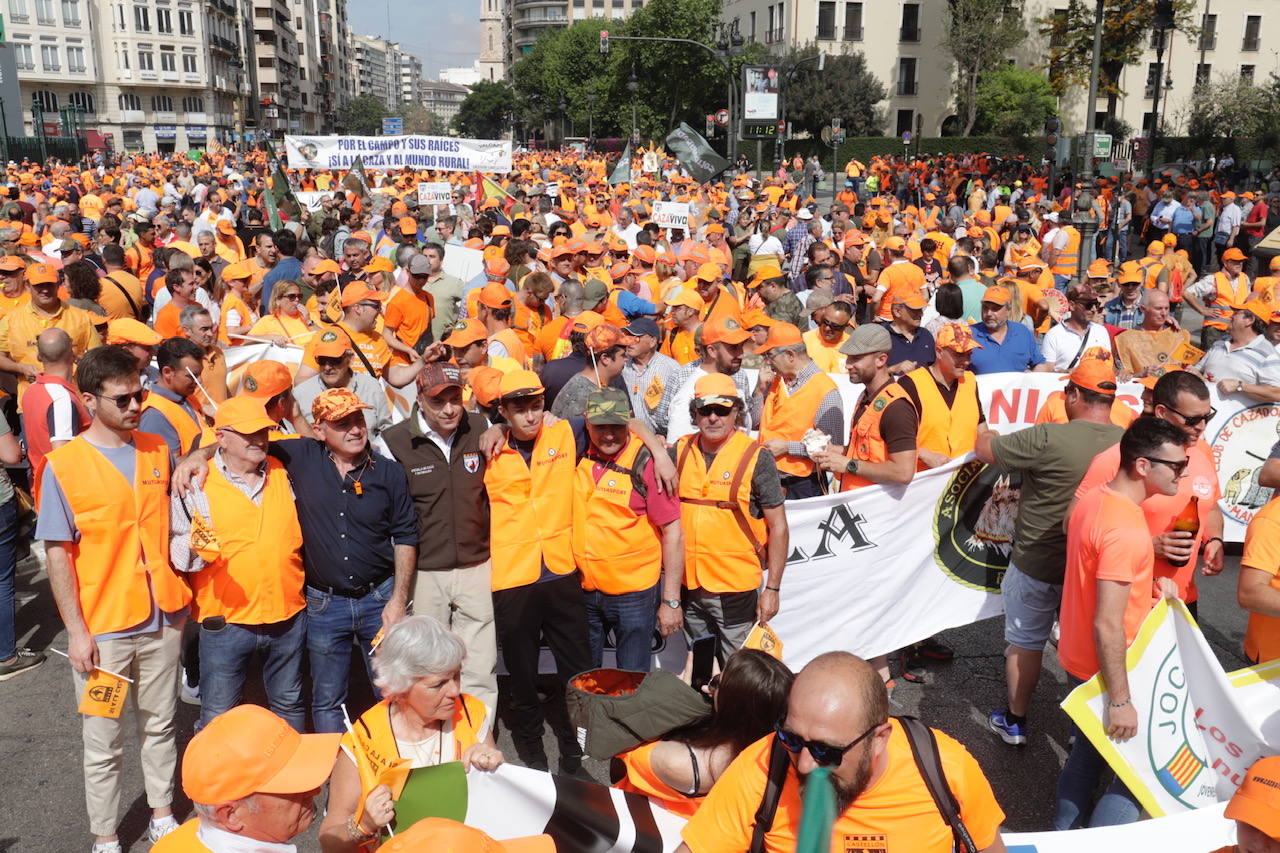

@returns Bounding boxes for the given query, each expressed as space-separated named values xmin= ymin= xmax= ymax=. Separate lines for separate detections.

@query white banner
xmin=292 ymin=190 xmax=333 ymax=211
xmin=417 ymin=182 xmax=453 ymax=205
xmin=284 ymin=134 xmax=513 ymax=173
xmin=652 ymin=201 xmax=690 ymax=231
xmin=1063 ymin=601 xmax=1274 ymax=817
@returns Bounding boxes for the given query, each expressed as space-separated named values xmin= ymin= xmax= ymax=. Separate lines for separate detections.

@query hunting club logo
xmin=1209 ymin=402 xmax=1279 ymax=527
xmin=1146 ymin=647 xmax=1214 ymax=807
xmin=933 ymin=460 xmax=1020 ymax=593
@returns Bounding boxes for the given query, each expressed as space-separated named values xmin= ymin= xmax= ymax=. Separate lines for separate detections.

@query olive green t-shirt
xmin=990 ymin=419 xmax=1124 ymax=584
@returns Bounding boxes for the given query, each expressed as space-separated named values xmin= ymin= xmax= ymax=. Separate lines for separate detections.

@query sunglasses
xmin=281 ymin=292 xmax=302 ymax=300
xmin=1072 ymin=299 xmax=1100 ymax=309
xmin=695 ymin=404 xmax=734 ymax=418
xmin=92 ymin=389 xmax=147 ymax=409
xmin=316 ymin=356 xmax=348 ymax=368
xmin=1163 ymin=404 xmax=1217 ymax=427
xmin=775 ymin=718 xmax=884 ymax=768
xmin=819 ymin=319 xmax=851 ymax=331
xmin=1143 ymin=455 xmax=1189 ymax=477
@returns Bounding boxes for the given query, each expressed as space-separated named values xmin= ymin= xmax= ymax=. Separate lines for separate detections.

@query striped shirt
xmin=1195 ymin=335 xmax=1280 ymax=386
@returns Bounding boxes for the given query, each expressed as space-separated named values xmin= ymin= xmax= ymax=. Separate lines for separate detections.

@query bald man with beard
xmin=677 ymin=652 xmax=1007 ymax=853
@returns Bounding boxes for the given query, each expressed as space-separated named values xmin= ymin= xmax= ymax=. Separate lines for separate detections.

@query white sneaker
xmin=148 ymin=815 xmax=180 ymax=842
xmin=90 ymin=841 xmax=122 ymax=853
xmin=180 ymin=674 xmax=201 ymax=706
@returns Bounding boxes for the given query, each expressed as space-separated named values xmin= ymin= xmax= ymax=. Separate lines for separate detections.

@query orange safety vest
xmin=1204 ymin=270 xmax=1252 ymax=331
xmin=662 ymin=328 xmax=698 ymax=365
xmin=572 ymin=437 xmax=662 ymax=595
xmin=613 ymin=741 xmax=702 ymax=817
xmin=141 ymin=391 xmax=210 ymax=454
xmin=759 ymin=370 xmax=838 ymax=477
xmin=151 ymin=819 xmax=211 ymax=853
xmin=484 ymin=420 xmax=576 ymax=591
xmin=904 ymin=366 xmax=979 ymax=463
xmin=489 ymin=328 xmax=528 ymax=368
xmin=840 ymin=382 xmax=911 ymax=491
xmin=44 ymin=433 xmax=191 ymax=635
xmin=339 ymin=694 xmax=489 ymax=781
xmin=675 ymin=431 xmax=766 ymax=593
xmin=187 ymin=457 xmax=305 ymax=625
xmin=217 ymin=292 xmax=257 ymax=346
xmin=601 ymin=287 xmax=628 ymax=327
xmin=1050 ymin=227 xmax=1081 ymax=276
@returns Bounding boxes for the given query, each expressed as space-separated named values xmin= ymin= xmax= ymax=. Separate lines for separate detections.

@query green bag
xmin=566 ymin=668 xmax=711 ymax=760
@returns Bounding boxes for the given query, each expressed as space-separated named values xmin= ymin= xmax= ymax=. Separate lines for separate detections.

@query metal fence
xmin=1 ymin=135 xmax=86 ymax=163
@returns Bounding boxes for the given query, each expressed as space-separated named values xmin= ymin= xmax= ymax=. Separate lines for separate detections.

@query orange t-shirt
xmin=680 ymin=724 xmax=1004 ymax=853
xmin=1059 ymin=484 xmax=1157 ymax=681
xmin=1034 ymin=390 xmax=1136 ymax=429
xmin=1241 ymin=498 xmax=1280 ymax=665
xmin=383 ymin=286 xmax=434 ymax=364
xmin=1075 ymin=440 xmax=1220 ymax=602
xmin=535 ymin=315 xmax=573 ymax=361
xmin=153 ymin=302 xmax=184 ymax=339
xmin=875 ymin=261 xmax=927 ymax=320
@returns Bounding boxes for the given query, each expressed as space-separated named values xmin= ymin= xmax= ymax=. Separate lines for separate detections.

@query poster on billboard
xmin=743 ymin=65 xmax=781 ymax=121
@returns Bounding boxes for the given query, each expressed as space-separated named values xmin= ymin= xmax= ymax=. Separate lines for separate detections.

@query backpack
xmin=748 ymin=716 xmax=978 ymax=853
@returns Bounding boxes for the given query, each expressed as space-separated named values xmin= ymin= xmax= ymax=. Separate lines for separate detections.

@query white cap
xmin=796 ymin=208 xmax=814 ymax=220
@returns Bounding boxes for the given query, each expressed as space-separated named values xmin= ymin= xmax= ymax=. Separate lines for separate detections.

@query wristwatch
xmin=845 ymin=459 xmax=859 ymax=475
xmin=663 ymin=598 xmax=682 ymax=609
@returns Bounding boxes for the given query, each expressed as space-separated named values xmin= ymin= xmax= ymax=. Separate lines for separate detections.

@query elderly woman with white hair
xmin=318 ymin=615 xmax=504 ymax=851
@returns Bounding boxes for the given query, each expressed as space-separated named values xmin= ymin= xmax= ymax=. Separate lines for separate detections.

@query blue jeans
xmin=305 ymin=577 xmax=390 ymax=733
xmin=199 ymin=610 xmax=307 ymax=730
xmin=584 ymin=584 xmax=659 ymax=671
xmin=0 ymin=499 xmax=18 ymax=661
xmin=1054 ymin=677 xmax=1142 ymax=829
xmin=1053 ymin=273 xmax=1071 ymax=292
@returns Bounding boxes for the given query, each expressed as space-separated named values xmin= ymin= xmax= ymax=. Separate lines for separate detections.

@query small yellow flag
xmin=743 ymin=622 xmax=784 ymax=660
xmin=1169 ymin=341 xmax=1206 ymax=366
xmin=189 ymin=512 xmax=221 ymax=561
xmin=644 ymin=375 xmax=665 ymax=410
xmin=78 ymin=670 xmax=129 ymax=718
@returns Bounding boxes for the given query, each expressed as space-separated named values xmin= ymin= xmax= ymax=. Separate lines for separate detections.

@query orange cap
xmin=1222 ymin=247 xmax=1247 ymax=262
xmin=1161 ymin=233 xmax=1178 ymax=247
xmin=182 ymin=704 xmax=340 ymax=805
xmin=340 ymin=282 xmax=387 ymax=308
xmin=692 ymin=372 xmax=740 ymax=404
xmin=491 ymin=225 xmax=511 ymax=237
xmin=1235 ymin=299 xmax=1272 ymax=319
xmin=691 ymin=262 xmax=722 ymax=283
xmin=892 ymin=291 xmax=928 ymax=310
xmin=362 ymin=256 xmax=394 ymax=274
xmin=0 ymin=255 xmax=24 ymax=272
xmin=1018 ymin=258 xmax=1047 ymax=273
xmin=214 ymin=396 xmax=277 ymax=433
xmin=106 ymin=318 xmax=162 ymax=346
xmin=221 ymin=260 xmax=255 ymax=281
xmin=312 ymin=329 xmax=350 ymax=359
xmin=397 ymin=216 xmax=417 ymax=236
xmin=740 ymin=308 xmax=777 ymax=329
xmin=1147 ymin=240 xmax=1165 ymax=255
xmin=1086 ymin=259 xmax=1111 ymax=278
xmin=749 ymin=263 xmax=785 ymax=286
xmin=664 ymin=289 xmax=705 ymax=310
xmin=478 ymin=282 xmax=514 ymax=309
xmin=1225 ymin=756 xmax=1280 ymax=839
xmin=1064 ymin=352 xmax=1117 ymax=395
xmin=704 ymin=223 xmax=725 ymax=234
xmin=703 ymin=315 xmax=751 ymax=345
xmin=311 ymin=258 xmax=341 ymax=276
xmin=755 ymin=322 xmax=803 ymax=354
xmin=485 ymin=257 xmax=512 ymax=278
xmin=240 ymin=360 xmax=293 ymax=398
xmin=584 ymin=323 xmax=636 ymax=353
xmin=26 ymin=262 xmax=57 ymax=285
xmin=935 ymin=322 xmax=983 ymax=353
xmin=882 ymin=236 xmax=907 ymax=252
xmin=311 ymin=387 xmax=373 ymax=421
xmin=216 ymin=219 xmax=236 ymax=235
xmin=498 ymin=369 xmax=544 ymax=401
xmin=468 ymin=366 xmax=504 ymax=408
xmin=609 ymin=261 xmax=633 ymax=279
xmin=442 ymin=318 xmax=488 ymax=347
xmin=377 ymin=818 xmax=553 ymax=853
xmin=981 ymin=286 xmax=1012 ymax=306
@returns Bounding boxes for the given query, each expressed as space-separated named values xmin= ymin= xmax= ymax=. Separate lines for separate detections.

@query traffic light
xmin=600 ymin=30 xmax=609 ymax=53
xmin=1044 ymin=115 xmax=1060 ymax=164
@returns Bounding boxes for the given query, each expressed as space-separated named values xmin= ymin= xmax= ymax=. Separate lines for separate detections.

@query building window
xmin=12 ymin=42 xmax=33 ymax=69
xmin=8 ymin=0 xmax=28 ymax=22
xmin=1195 ymin=63 xmax=1211 ymax=87
xmin=1142 ymin=111 xmax=1155 ymax=135
xmin=35 ymin=0 xmax=52 ymax=23
xmin=900 ymin=2 xmax=920 ymax=42
xmin=178 ymin=9 xmax=192 ymax=34
xmin=119 ymin=92 xmax=142 ymax=110
xmin=182 ymin=53 xmax=197 ymax=72
xmin=1241 ymin=64 xmax=1255 ymax=83
xmin=897 ymin=57 xmax=917 ymax=95
xmin=1144 ymin=61 xmax=1158 ymax=97
xmin=118 ymin=46 xmax=128 ymax=68
xmin=181 ymin=95 xmax=203 ymax=111
xmin=67 ymin=45 xmax=85 ymax=71
xmin=69 ymin=90 xmax=93 ymax=112
xmin=817 ymin=1 xmax=835 ymax=40
xmin=156 ymin=7 xmax=171 ymax=32
xmin=160 ymin=48 xmax=175 ymax=71
xmin=151 ymin=94 xmax=172 ymax=111
xmin=748 ymin=9 xmax=755 ymax=40
xmin=60 ymin=0 xmax=78 ymax=24
xmin=33 ymin=89 xmax=58 ymax=111
xmin=40 ymin=44 xmax=59 ymax=70
xmin=134 ymin=4 xmax=148 ymax=31
xmin=1199 ymin=13 xmax=1216 ymax=50
xmin=1049 ymin=8 xmax=1067 ymax=47
xmin=1243 ymin=15 xmax=1260 ymax=51
xmin=843 ymin=2 xmax=862 ymax=40
xmin=895 ymin=108 xmax=913 ymax=136
xmin=114 ymin=4 xmax=125 ymax=29
xmin=138 ymin=49 xmax=153 ymax=70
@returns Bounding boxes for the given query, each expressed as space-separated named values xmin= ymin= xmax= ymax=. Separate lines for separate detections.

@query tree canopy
xmin=779 ymin=45 xmax=886 ymax=138
xmin=336 ymin=96 xmax=391 ymax=135
xmin=973 ymin=66 xmax=1056 ymax=137
xmin=1181 ymin=73 xmax=1280 ymax=154
xmin=453 ymin=80 xmax=518 ymax=139
xmin=942 ymin=0 xmax=1027 ymax=136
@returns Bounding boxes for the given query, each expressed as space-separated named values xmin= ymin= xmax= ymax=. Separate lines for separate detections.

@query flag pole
xmin=49 ymin=648 xmax=135 ymax=683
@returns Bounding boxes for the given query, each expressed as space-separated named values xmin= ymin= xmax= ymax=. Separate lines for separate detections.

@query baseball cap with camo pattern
xmin=585 ymin=387 xmax=631 ymax=425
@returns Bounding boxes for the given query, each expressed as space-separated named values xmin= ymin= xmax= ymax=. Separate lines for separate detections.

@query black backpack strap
xmin=102 ymin=275 xmax=142 ymax=320
xmin=896 ymin=716 xmax=977 ymax=853
xmin=749 ymin=734 xmax=790 ymax=853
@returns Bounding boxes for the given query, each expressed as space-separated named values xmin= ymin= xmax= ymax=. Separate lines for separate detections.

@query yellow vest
xmin=840 ymin=382 xmax=911 ymax=490
xmin=759 ymin=370 xmax=838 ymax=476
xmin=904 ymin=367 xmax=979 ymax=462
xmin=676 ymin=431 xmax=766 ymax=593
xmin=572 ymin=437 xmax=662 ymax=594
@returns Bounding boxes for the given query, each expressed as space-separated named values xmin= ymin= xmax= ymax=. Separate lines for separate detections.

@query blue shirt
xmin=268 ymin=438 xmax=417 ymax=592
xmin=1169 ymin=205 xmax=1196 ymax=236
xmin=880 ymin=321 xmax=936 ymax=369
xmin=258 ymin=256 xmax=303 ymax=308
xmin=968 ymin=320 xmax=1046 ymax=374
xmin=1103 ymin=295 xmax=1144 ymax=329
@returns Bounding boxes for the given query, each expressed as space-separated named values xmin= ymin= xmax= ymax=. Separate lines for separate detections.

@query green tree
xmin=782 ymin=45 xmax=886 ymax=138
xmin=337 ymin=96 xmax=390 ymax=135
xmin=1182 ymin=73 xmax=1280 ymax=155
xmin=400 ymin=103 xmax=450 ymax=136
xmin=942 ymin=0 xmax=1027 ymax=136
xmin=453 ymin=80 xmax=517 ymax=138
xmin=973 ymin=66 xmax=1056 ymax=137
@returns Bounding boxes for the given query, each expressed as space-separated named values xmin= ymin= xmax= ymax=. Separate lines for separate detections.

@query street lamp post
xmin=1147 ymin=0 xmax=1176 ymax=178
xmin=558 ymin=96 xmax=567 ymax=145
xmin=628 ymin=68 xmax=639 ymax=145
xmin=586 ymin=91 xmax=597 ymax=150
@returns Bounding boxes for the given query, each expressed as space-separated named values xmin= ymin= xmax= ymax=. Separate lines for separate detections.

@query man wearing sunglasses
xmin=295 ymin=283 xmax=422 ymax=389
xmin=1056 ymin=416 xmax=1190 ymax=829
xmin=293 ymin=336 xmax=391 ymax=438
xmin=1072 ymin=370 xmax=1224 ymax=620
xmin=1192 ymin=299 xmax=1280 ymax=404
xmin=677 ymin=652 xmax=1006 ymax=853
xmin=1040 ymin=283 xmax=1113 ymax=371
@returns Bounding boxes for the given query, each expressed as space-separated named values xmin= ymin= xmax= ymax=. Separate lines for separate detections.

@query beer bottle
xmin=1166 ymin=497 xmax=1200 ymax=568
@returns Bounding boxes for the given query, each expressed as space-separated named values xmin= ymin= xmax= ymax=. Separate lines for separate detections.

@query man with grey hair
xmin=340 ymin=235 xmax=372 ymax=285
xmin=418 ymin=242 xmax=464 ymax=341
xmin=180 ymin=305 xmax=228 ymax=403
xmin=42 ymin=219 xmax=72 ymax=258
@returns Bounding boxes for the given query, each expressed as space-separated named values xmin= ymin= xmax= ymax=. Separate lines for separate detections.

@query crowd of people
xmin=1 ymin=146 xmax=1279 ymax=852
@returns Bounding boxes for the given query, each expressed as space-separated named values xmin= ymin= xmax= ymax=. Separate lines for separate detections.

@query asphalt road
xmin=0 ymin=540 xmax=1254 ymax=851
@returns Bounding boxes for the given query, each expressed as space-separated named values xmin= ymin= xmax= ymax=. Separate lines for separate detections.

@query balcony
xmin=897 ymin=80 xmax=917 ymax=95
xmin=899 ymin=26 xmax=920 ymax=42
xmin=121 ymin=109 xmax=145 ymax=123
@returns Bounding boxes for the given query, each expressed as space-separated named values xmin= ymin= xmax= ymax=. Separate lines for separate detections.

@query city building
xmin=440 ymin=60 xmax=483 ymax=87
xmin=316 ymin=0 xmax=354 ymax=130
xmin=477 ymin=0 xmax=503 ymax=83
xmin=421 ymin=79 xmax=469 ymax=126
xmin=398 ymin=51 xmax=424 ymax=105
xmin=351 ymin=33 xmax=399 ymax=110
xmin=291 ymin=0 xmax=323 ymax=133
xmin=501 ymin=0 xmax=644 ymax=79
xmin=715 ymin=0 xmax=1275 ymax=142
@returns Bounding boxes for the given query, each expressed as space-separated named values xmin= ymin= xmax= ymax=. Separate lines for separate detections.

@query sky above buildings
xmin=347 ymin=0 xmax=481 ymax=78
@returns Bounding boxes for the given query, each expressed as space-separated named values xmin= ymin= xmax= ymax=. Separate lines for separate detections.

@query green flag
xmin=608 ymin=142 xmax=632 ymax=186
xmin=270 ymin=163 xmax=299 ymax=221
xmin=262 ymin=185 xmax=282 ymax=231
xmin=664 ymin=122 xmax=730 ymax=184
xmin=795 ymin=767 xmax=836 ymax=853
xmin=342 ymin=155 xmax=370 ymax=200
